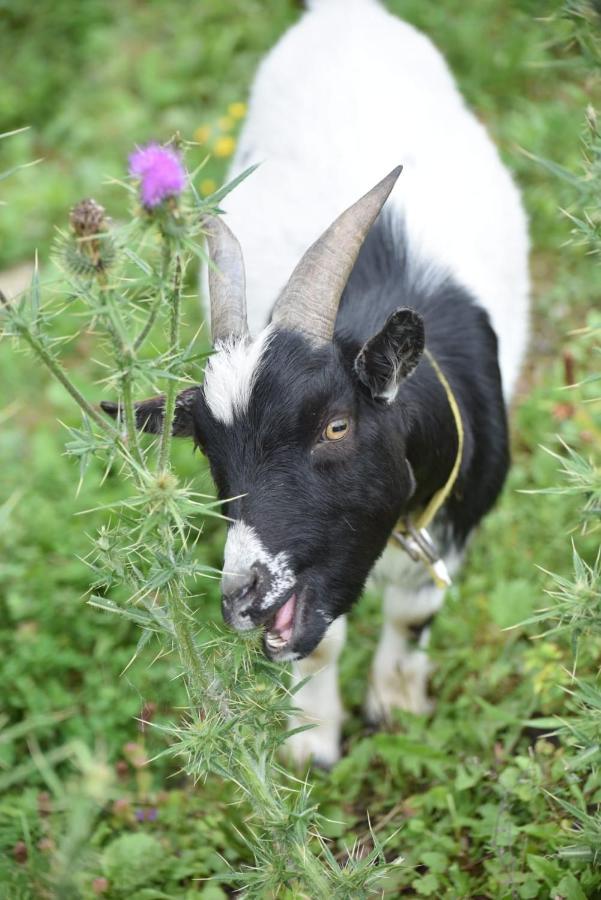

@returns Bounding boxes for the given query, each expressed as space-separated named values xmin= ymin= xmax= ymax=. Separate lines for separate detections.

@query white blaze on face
xmin=223 ymin=520 xmax=295 ymax=611
xmin=203 ymin=325 xmax=274 ymax=425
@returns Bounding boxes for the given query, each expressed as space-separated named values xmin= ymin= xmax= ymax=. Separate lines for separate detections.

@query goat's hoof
xmin=364 ymin=681 xmax=435 ymax=724
xmin=366 ymin=651 xmax=435 ymax=723
xmin=283 ymin=719 xmax=342 ymax=769
xmin=364 ymin=673 xmax=436 ymax=725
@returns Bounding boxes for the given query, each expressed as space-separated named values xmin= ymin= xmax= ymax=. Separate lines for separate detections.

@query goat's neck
xmin=401 ymin=361 xmax=464 ymax=517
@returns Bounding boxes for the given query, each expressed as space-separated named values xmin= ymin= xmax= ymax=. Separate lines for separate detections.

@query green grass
xmin=1 ymin=1 xmax=601 ymax=897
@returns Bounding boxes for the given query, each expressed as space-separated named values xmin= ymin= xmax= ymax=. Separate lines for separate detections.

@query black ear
xmin=100 ymin=386 xmax=200 ymax=438
xmin=354 ymin=307 xmax=424 ymax=402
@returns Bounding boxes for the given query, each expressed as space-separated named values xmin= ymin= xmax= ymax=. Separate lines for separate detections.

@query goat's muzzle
xmin=220 ymin=562 xmax=289 ymax=631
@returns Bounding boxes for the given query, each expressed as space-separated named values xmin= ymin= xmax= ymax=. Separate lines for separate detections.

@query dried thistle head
xmin=69 ymin=198 xmax=107 ymax=237
xmin=64 ymin=198 xmax=115 ymax=276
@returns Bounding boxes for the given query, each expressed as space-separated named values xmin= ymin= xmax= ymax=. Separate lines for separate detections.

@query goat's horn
xmin=203 ymin=215 xmax=249 ymax=345
xmin=271 ymin=166 xmax=402 ymax=344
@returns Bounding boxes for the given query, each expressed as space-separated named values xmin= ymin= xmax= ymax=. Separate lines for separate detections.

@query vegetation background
xmin=0 ymin=0 xmax=600 ymax=897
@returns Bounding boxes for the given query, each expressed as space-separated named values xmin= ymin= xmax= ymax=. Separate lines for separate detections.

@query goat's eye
xmin=322 ymin=417 xmax=350 ymax=442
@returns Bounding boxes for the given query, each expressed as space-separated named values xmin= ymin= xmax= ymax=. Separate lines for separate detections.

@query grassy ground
xmin=1 ymin=1 xmax=601 ymax=897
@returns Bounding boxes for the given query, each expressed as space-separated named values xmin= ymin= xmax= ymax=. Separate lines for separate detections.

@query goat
xmin=103 ymin=0 xmax=529 ymax=767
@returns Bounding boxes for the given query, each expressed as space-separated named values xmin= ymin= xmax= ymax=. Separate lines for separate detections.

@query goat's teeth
xmin=266 ymin=631 xmax=286 ymax=648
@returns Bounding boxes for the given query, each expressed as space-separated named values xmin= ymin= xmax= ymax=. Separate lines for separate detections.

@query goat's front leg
xmin=365 ymin=582 xmax=444 ymax=722
xmin=285 ymin=615 xmax=347 ymax=768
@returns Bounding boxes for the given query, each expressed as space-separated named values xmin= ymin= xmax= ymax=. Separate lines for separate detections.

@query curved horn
xmin=271 ymin=166 xmax=402 ymax=344
xmin=203 ymin=215 xmax=249 ymax=345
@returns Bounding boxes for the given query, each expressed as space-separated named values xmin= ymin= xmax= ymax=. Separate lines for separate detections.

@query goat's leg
xmin=365 ymin=581 xmax=445 ymax=721
xmin=285 ymin=615 xmax=347 ymax=768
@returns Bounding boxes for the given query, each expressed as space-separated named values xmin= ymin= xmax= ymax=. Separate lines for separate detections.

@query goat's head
xmin=102 ymin=167 xmax=425 ymax=661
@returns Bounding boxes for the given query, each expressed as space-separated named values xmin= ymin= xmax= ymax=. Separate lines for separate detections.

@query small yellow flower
xmin=218 ymin=116 xmax=235 ymax=132
xmin=200 ymin=178 xmax=217 ymax=197
xmin=228 ymin=101 xmax=247 ymax=120
xmin=213 ymin=136 xmax=236 ymax=158
xmin=193 ymin=125 xmax=211 ymax=144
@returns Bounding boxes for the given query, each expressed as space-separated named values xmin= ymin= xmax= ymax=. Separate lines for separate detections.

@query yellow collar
xmin=389 ymin=348 xmax=464 ymax=589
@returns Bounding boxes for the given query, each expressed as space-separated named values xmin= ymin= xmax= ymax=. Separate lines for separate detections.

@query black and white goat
xmin=105 ymin=0 xmax=529 ymax=766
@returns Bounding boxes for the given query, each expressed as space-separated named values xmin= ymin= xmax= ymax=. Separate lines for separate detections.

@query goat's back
xmin=216 ymin=0 xmax=530 ymax=399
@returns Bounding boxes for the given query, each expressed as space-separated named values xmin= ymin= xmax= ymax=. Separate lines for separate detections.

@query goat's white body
xmin=216 ymin=0 xmax=529 ymax=399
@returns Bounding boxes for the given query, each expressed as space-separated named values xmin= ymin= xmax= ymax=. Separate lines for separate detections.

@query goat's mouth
xmin=263 ymin=589 xmax=304 ymax=661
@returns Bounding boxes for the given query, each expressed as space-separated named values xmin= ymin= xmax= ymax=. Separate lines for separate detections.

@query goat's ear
xmin=100 ymin=386 xmax=200 ymax=438
xmin=354 ymin=308 xmax=424 ymax=402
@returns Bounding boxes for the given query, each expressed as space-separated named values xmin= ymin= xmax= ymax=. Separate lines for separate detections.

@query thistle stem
xmin=234 ymin=747 xmax=333 ymax=895
xmin=165 ymin=585 xmax=206 ymax=703
xmin=158 ymin=252 xmax=182 ymax=473
xmin=17 ymin=325 xmax=116 ymax=434
xmin=94 ymin=268 xmax=144 ymax=466
xmin=133 ymin=291 xmax=162 ymax=351
xmin=120 ymin=360 xmax=144 ymax=467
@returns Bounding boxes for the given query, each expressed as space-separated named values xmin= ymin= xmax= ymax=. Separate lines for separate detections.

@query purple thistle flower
xmin=128 ymin=143 xmax=186 ymax=208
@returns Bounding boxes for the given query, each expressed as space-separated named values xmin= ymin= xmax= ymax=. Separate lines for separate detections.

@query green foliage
xmin=2 ymin=1 xmax=601 ymax=898
xmin=101 ymin=833 xmax=164 ymax=893
xmin=514 ymin=0 xmax=601 ymax=876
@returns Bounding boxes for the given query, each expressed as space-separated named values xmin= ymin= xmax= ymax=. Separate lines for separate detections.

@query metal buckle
xmin=391 ymin=519 xmax=452 ymax=589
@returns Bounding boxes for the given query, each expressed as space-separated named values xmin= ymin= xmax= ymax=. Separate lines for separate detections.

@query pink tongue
xmin=274 ymin=594 xmax=296 ymax=642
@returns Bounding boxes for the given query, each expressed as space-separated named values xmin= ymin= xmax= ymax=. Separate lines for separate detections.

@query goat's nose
xmin=221 ymin=566 xmax=260 ymax=628
xmin=221 ymin=567 xmax=258 ymax=602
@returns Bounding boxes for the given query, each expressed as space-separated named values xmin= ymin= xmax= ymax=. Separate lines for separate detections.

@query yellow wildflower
xmin=213 ymin=136 xmax=236 ymax=158
xmin=228 ymin=101 xmax=247 ymax=120
xmin=200 ymin=178 xmax=217 ymax=197
xmin=193 ymin=125 xmax=211 ymax=144
xmin=218 ymin=116 xmax=235 ymax=132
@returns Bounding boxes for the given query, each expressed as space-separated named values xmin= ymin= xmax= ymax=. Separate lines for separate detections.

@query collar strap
xmin=389 ymin=348 xmax=464 ymax=589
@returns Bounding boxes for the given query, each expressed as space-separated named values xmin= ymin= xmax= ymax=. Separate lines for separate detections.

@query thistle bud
xmin=69 ymin=198 xmax=107 ymax=237
xmin=63 ymin=198 xmax=115 ymax=277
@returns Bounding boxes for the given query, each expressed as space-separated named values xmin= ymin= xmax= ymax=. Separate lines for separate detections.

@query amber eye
xmin=323 ymin=417 xmax=350 ymax=442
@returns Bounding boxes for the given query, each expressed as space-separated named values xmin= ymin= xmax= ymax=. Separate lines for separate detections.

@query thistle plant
xmin=526 ymin=1 xmax=601 ymax=869
xmin=535 ymin=350 xmax=601 ymax=866
xmin=1 ymin=140 xmax=397 ymax=896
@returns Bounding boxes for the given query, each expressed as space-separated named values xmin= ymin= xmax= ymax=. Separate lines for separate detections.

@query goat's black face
xmin=192 ymin=310 xmax=423 ymax=661
xmin=101 ymin=308 xmax=424 ymax=661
